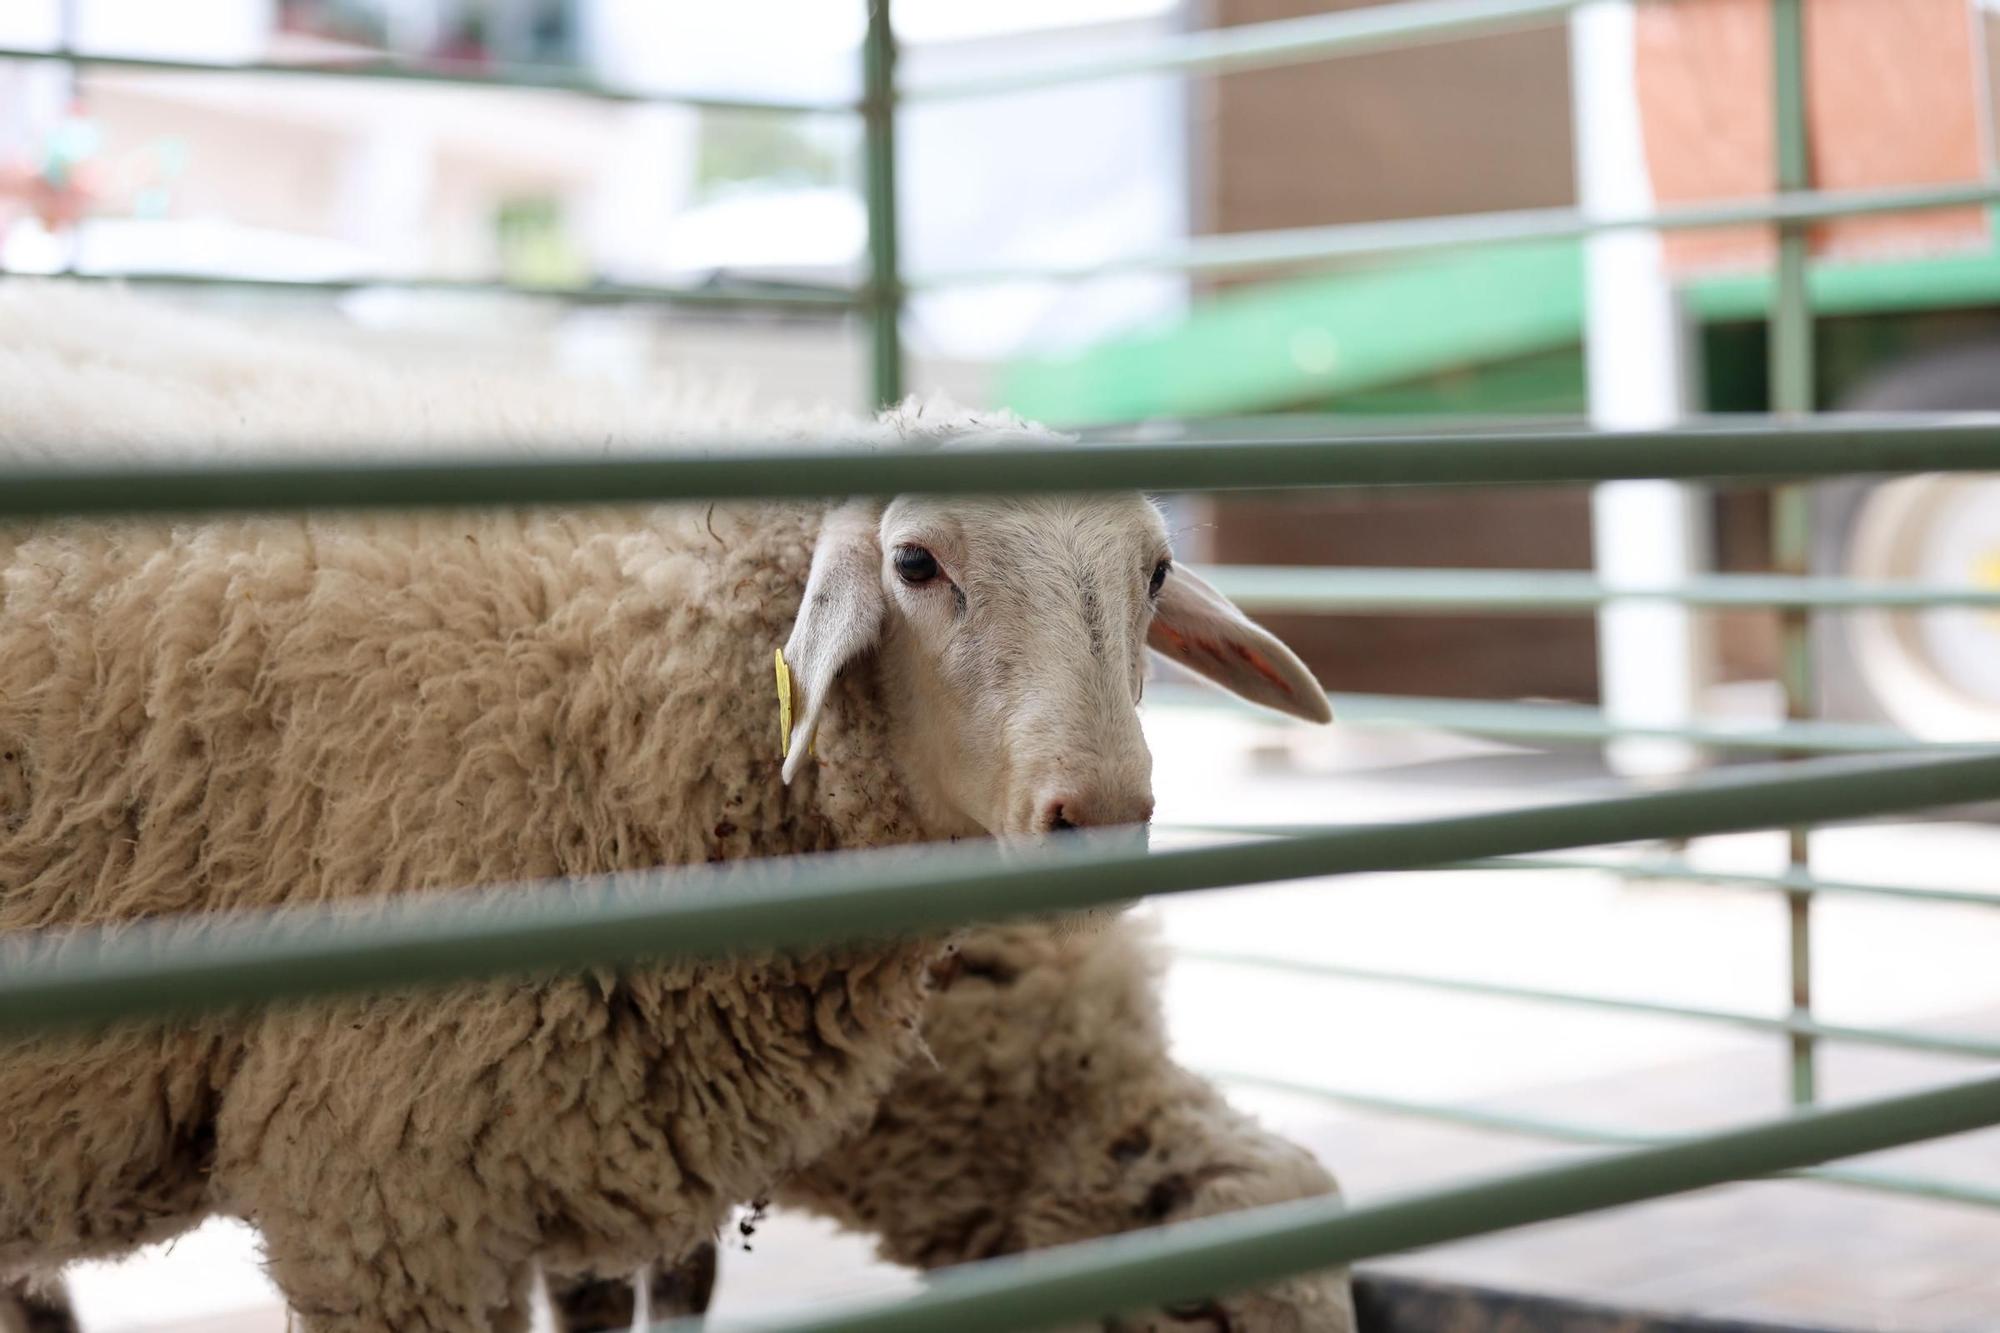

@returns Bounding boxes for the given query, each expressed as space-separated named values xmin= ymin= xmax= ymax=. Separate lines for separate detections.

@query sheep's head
xmin=1028 ymin=1097 xmax=1355 ymax=1333
xmin=779 ymin=457 xmax=1329 ymax=841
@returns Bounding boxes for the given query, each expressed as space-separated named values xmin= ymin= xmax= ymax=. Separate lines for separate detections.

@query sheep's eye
xmin=894 ymin=545 xmax=940 ymax=585
xmin=1149 ymin=559 xmax=1170 ymax=598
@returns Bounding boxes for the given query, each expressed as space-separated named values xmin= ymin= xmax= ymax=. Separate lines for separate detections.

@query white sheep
xmin=0 ymin=286 xmax=1345 ymax=1333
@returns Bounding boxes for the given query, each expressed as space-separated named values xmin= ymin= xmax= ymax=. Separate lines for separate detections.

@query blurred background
xmin=7 ymin=0 xmax=2000 ymax=733
xmin=8 ymin=1 xmax=2000 ymax=1329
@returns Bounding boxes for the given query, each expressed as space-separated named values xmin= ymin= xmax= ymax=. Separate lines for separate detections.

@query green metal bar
xmin=2 ymin=751 xmax=1996 ymax=1037
xmin=0 ymin=44 xmax=852 ymax=114
xmin=1075 ymin=410 xmax=1973 ymax=444
xmin=861 ymin=0 xmax=905 ymax=408
xmin=899 ymin=0 xmax=1586 ymax=103
xmin=1196 ymin=565 xmax=2000 ymax=613
xmin=12 ymin=419 xmax=2000 ymax=517
xmin=658 ymin=1069 xmax=2000 ymax=1332
xmin=911 ymin=180 xmax=2000 ymax=287
xmin=1689 ymin=246 xmax=2000 ymax=322
xmin=1769 ymin=0 xmax=1814 ymax=419
xmin=1149 ymin=685 xmax=1947 ymax=755
xmin=1208 ymin=1071 xmax=2000 ymax=1211
xmin=1788 ymin=845 xmax=1822 ymax=1103
xmin=1178 ymin=950 xmax=2000 ymax=1061
xmin=1770 ymin=0 xmax=1819 ymax=1110
xmin=0 ymin=269 xmax=862 ymax=313
xmin=1141 ymin=842 xmax=2000 ymax=910
xmin=1453 ymin=855 xmax=2000 ymax=912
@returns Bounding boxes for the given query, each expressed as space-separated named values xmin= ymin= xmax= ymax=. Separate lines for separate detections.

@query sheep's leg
xmin=0 ymin=1278 xmax=77 ymax=1333
xmin=648 ymin=1243 xmax=719 ymax=1318
xmin=545 ymin=1272 xmax=639 ymax=1333
xmin=546 ymin=1244 xmax=716 ymax=1332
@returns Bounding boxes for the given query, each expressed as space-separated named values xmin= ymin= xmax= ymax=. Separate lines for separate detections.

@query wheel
xmin=1814 ymin=341 xmax=2000 ymax=740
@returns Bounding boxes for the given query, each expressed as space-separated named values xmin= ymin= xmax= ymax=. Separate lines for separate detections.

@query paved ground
xmin=56 ymin=712 xmax=2000 ymax=1332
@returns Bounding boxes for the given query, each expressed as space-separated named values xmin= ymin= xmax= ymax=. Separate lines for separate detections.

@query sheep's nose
xmin=1038 ymin=791 xmax=1155 ymax=833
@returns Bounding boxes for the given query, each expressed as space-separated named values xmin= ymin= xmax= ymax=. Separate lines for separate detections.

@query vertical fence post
xmin=1769 ymin=0 xmax=1817 ymax=1107
xmin=861 ymin=0 xmax=905 ymax=409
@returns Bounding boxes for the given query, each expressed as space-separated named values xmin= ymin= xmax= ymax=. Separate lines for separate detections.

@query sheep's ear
xmin=780 ymin=502 xmax=885 ymax=783
xmin=1148 ymin=564 xmax=1332 ymax=724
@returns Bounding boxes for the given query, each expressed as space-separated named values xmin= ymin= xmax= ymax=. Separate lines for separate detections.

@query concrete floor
xmin=57 ymin=713 xmax=2000 ymax=1332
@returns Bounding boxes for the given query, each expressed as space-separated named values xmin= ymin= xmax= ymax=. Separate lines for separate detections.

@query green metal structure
xmin=6 ymin=0 xmax=2000 ymax=1328
xmin=993 ymin=194 xmax=2000 ymax=426
xmin=1769 ymin=0 xmax=1820 ymax=1109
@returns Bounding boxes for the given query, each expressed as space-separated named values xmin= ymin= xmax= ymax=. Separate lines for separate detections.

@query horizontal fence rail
xmin=0 ymin=269 xmax=864 ymax=313
xmin=1152 ymin=687 xmax=1945 ymax=754
xmin=912 ymin=180 xmax=2000 ymax=287
xmin=1209 ymin=1071 xmax=2000 ymax=1212
xmin=900 ymin=0 xmax=1587 ymax=102
xmin=1179 ymin=950 xmax=2000 ymax=1061
xmin=8 ymin=418 xmax=2000 ymax=517
xmin=1080 ymin=410 xmax=2000 ymax=444
xmin=1145 ymin=844 xmax=2000 ymax=911
xmin=1199 ymin=565 xmax=2000 ymax=613
xmin=1463 ymin=855 xmax=2000 ymax=911
xmin=656 ymin=1071 xmax=2000 ymax=1333
xmin=0 ymin=44 xmax=851 ymax=114
xmin=3 ymin=751 xmax=1997 ymax=1037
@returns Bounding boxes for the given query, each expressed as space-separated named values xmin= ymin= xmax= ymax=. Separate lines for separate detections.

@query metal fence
xmin=7 ymin=0 xmax=2000 ymax=1329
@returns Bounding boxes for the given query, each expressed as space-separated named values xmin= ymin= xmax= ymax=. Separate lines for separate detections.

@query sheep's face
xmin=1026 ymin=1100 xmax=1357 ymax=1333
xmin=779 ymin=485 xmax=1329 ymax=841
xmin=874 ymin=491 xmax=1168 ymax=840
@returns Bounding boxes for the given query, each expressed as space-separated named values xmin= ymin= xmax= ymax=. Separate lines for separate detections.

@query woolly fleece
xmin=0 ymin=285 xmax=989 ymax=1330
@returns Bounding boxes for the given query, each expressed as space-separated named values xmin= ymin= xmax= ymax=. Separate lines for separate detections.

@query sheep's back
xmin=0 ymin=499 xmax=916 ymax=931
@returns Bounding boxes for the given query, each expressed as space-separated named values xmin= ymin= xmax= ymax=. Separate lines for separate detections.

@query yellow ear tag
xmin=775 ymin=648 xmax=795 ymax=758
xmin=775 ymin=648 xmax=815 ymax=760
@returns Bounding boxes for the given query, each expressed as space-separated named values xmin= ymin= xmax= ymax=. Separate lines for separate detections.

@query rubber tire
xmin=1813 ymin=340 xmax=2000 ymax=725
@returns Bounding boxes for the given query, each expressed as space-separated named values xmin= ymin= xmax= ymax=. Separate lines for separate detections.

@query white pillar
xmin=1569 ymin=0 xmax=1711 ymax=778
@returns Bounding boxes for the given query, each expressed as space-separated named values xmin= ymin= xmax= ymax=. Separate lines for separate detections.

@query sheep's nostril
xmin=1039 ymin=797 xmax=1081 ymax=834
xmin=1037 ymin=792 xmax=1152 ymax=834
